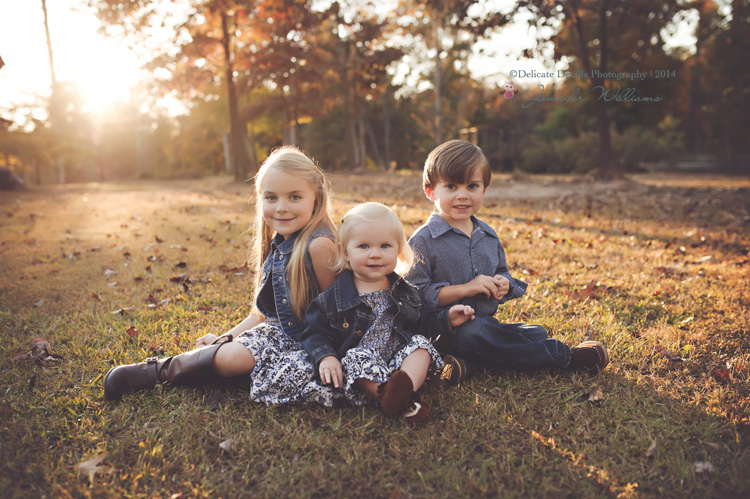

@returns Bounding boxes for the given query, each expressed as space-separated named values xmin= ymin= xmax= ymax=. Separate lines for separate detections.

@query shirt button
xmin=282 ymin=299 xmax=287 ymax=304
xmin=278 ymin=276 xmax=283 ymax=281
xmin=288 ymin=321 xmax=293 ymax=326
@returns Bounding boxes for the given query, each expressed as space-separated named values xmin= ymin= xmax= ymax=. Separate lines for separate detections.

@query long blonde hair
xmin=335 ymin=202 xmax=414 ymax=276
xmin=249 ymin=146 xmax=336 ymax=321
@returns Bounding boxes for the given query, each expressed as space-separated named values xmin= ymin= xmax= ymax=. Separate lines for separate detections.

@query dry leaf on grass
xmin=646 ymin=438 xmax=658 ymax=458
xmin=12 ymin=338 xmax=64 ymax=364
xmin=219 ymin=439 xmax=233 ymax=453
xmin=653 ymin=345 xmax=684 ymax=362
xmin=76 ymin=451 xmax=114 ymax=481
xmin=588 ymin=387 xmax=604 ymax=403
xmin=694 ymin=461 xmax=715 ymax=473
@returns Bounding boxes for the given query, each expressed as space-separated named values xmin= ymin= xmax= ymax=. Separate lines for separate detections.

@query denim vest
xmin=301 ymin=270 xmax=452 ymax=366
xmin=255 ymin=227 xmax=334 ymax=341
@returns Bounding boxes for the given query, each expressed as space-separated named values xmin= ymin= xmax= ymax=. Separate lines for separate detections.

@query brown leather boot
xmin=104 ymin=342 xmax=227 ymax=400
xmin=376 ymin=370 xmax=414 ymax=415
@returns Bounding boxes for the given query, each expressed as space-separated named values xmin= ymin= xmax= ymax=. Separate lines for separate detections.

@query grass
xmin=1 ymin=172 xmax=749 ymax=498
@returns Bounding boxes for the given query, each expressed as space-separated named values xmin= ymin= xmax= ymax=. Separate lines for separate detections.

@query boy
xmin=406 ymin=140 xmax=608 ymax=384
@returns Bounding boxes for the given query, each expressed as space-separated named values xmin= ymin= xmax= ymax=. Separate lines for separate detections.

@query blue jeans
xmin=435 ymin=316 xmax=571 ymax=375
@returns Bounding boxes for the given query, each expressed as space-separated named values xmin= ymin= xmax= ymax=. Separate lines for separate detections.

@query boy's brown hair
xmin=423 ymin=139 xmax=491 ymax=189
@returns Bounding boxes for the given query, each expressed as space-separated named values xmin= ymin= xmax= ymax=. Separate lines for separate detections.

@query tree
xmin=90 ymin=0 xmax=255 ymax=180
xmin=514 ymin=0 xmax=689 ymax=179
xmin=393 ymin=0 xmax=511 ymax=145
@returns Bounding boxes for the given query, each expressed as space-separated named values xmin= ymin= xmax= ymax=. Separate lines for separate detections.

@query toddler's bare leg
xmin=399 ymin=348 xmax=430 ymax=391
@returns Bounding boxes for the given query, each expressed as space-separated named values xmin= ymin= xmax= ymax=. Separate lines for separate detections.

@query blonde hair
xmin=249 ymin=146 xmax=336 ymax=322
xmin=335 ymin=202 xmax=414 ymax=276
xmin=423 ymin=139 xmax=491 ymax=190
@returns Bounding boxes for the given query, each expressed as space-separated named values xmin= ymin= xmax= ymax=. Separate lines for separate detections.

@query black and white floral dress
xmin=236 ymin=319 xmax=339 ymax=407
xmin=340 ymin=290 xmax=444 ymax=405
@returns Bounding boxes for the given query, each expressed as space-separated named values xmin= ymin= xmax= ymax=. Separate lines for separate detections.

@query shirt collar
xmin=426 ymin=213 xmax=497 ymax=240
xmin=271 ymin=231 xmax=298 ymax=255
xmin=333 ymin=270 xmax=402 ymax=312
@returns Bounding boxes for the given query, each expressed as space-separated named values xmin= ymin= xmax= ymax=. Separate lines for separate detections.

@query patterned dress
xmin=340 ymin=290 xmax=444 ymax=405
xmin=235 ymin=319 xmax=339 ymax=407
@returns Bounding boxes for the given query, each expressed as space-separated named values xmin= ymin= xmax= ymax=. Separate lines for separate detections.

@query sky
xmin=0 ymin=0 xmax=149 ymax=123
xmin=0 ymin=0 xmax=697 ymax=128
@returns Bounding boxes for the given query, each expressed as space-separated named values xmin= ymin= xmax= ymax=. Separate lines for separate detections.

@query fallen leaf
xmin=588 ymin=387 xmax=604 ymax=402
xmin=33 ymin=299 xmax=44 ymax=308
xmin=110 ymin=307 xmax=135 ymax=315
xmin=76 ymin=451 xmax=114 ymax=481
xmin=646 ymin=438 xmax=658 ymax=458
xmin=694 ymin=461 xmax=715 ymax=473
xmin=653 ymin=345 xmax=684 ymax=362
xmin=175 ymin=261 xmax=187 ymax=268
xmin=91 ymin=293 xmax=101 ymax=301
xmin=219 ymin=439 xmax=233 ymax=453
xmin=126 ymin=326 xmax=139 ymax=338
xmin=565 ymin=281 xmax=613 ymax=300
xmin=713 ymin=368 xmax=729 ymax=383
xmin=12 ymin=339 xmax=64 ymax=364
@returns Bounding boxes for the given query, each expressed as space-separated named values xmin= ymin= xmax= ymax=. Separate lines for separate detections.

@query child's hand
xmin=319 ymin=355 xmax=343 ymax=388
xmin=464 ymin=275 xmax=505 ymax=300
xmin=448 ymin=304 xmax=475 ymax=327
xmin=494 ymin=275 xmax=510 ymax=299
xmin=196 ymin=333 xmax=218 ymax=347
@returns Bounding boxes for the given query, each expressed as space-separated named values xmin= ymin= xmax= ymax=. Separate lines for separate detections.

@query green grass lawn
xmin=1 ymin=173 xmax=749 ymax=498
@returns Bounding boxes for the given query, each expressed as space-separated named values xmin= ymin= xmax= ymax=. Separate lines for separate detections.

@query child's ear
xmin=424 ymin=186 xmax=436 ymax=201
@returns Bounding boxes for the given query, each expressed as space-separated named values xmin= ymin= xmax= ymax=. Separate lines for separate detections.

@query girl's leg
xmin=399 ymin=348 xmax=430 ymax=391
xmin=212 ymin=342 xmax=256 ymax=377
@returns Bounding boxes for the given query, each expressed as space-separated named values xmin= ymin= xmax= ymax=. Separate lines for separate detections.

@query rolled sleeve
xmin=301 ymin=300 xmax=338 ymax=367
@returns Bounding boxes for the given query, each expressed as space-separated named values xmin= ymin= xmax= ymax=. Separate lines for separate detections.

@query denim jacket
xmin=301 ymin=269 xmax=452 ymax=367
xmin=255 ymin=227 xmax=334 ymax=341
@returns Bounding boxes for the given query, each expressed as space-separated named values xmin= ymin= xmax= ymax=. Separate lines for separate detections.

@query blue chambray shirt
xmin=406 ymin=213 xmax=527 ymax=318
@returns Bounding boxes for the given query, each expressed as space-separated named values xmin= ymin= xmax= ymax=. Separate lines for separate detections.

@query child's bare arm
xmin=197 ymin=311 xmax=264 ymax=346
xmin=309 ymin=236 xmax=339 ymax=291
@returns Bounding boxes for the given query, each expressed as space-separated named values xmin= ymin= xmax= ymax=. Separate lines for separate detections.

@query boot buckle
xmin=145 ymin=357 xmax=159 ymax=363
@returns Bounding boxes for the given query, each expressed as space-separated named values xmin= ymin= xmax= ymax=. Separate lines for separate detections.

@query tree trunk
xmin=340 ymin=46 xmax=355 ymax=170
xmin=432 ymin=13 xmax=443 ymax=144
xmin=41 ymin=0 xmax=56 ymax=86
xmin=364 ymin=116 xmax=383 ymax=169
xmin=384 ymin=89 xmax=392 ymax=170
xmin=220 ymin=10 xmax=251 ymax=180
xmin=567 ymin=0 xmax=614 ymax=179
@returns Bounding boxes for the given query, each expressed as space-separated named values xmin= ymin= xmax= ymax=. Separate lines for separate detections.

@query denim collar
xmin=270 ymin=231 xmax=298 ymax=255
xmin=426 ymin=213 xmax=498 ymax=240
xmin=332 ymin=269 xmax=401 ymax=312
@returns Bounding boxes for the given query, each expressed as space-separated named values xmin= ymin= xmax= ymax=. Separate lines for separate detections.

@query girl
xmin=301 ymin=203 xmax=474 ymax=423
xmin=104 ymin=146 xmax=340 ymax=406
